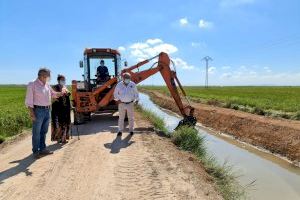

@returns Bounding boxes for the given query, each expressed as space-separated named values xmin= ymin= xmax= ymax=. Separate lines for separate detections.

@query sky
xmin=0 ymin=0 xmax=300 ymax=86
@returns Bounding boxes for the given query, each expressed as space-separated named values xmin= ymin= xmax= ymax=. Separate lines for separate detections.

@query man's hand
xmin=29 ymin=108 xmax=36 ymax=122
xmin=30 ymin=113 xmax=36 ymax=122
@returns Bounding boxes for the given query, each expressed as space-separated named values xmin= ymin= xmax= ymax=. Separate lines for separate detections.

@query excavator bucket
xmin=174 ymin=105 xmax=197 ymax=130
xmin=175 ymin=115 xmax=197 ymax=130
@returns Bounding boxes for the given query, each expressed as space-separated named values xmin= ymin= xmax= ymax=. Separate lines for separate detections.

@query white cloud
xmin=208 ymin=66 xmax=216 ymax=74
xmin=238 ymin=72 xmax=300 ymax=85
xmin=173 ymin=58 xmax=194 ymax=70
xmin=118 ymin=46 xmax=126 ymax=51
xmin=220 ymin=0 xmax=255 ymax=7
xmin=130 ymin=49 xmax=148 ymax=60
xmin=129 ymin=39 xmax=178 ymax=61
xmin=229 ymin=65 xmax=256 ymax=78
xmin=249 ymin=71 xmax=257 ymax=76
xmin=121 ymin=38 xmax=194 ymax=71
xmin=146 ymin=38 xmax=163 ymax=45
xmin=147 ymin=43 xmax=178 ymax=56
xmin=129 ymin=42 xmax=149 ymax=49
xmin=191 ymin=42 xmax=200 ymax=47
xmin=222 ymin=66 xmax=231 ymax=70
xmin=239 ymin=65 xmax=247 ymax=70
xmin=218 ymin=65 xmax=300 ymax=85
xmin=263 ymin=66 xmax=272 ymax=73
xmin=179 ymin=17 xmax=189 ymax=26
xmin=221 ymin=72 xmax=232 ymax=78
xmin=198 ymin=19 xmax=214 ymax=29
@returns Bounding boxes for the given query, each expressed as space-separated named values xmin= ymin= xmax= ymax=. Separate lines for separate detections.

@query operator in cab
xmin=114 ymin=73 xmax=139 ymax=137
xmin=96 ymin=60 xmax=110 ymax=83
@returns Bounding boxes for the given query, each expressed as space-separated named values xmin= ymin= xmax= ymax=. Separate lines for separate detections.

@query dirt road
xmin=0 ymin=112 xmax=221 ymax=200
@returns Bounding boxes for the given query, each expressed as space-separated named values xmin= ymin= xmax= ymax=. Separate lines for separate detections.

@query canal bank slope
xmin=141 ymin=89 xmax=300 ymax=164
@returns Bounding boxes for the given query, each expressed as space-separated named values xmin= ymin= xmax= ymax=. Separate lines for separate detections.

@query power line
xmin=202 ymin=56 xmax=213 ymax=88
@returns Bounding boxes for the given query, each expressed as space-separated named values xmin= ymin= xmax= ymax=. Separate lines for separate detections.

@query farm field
xmin=0 ymin=85 xmax=31 ymax=142
xmin=139 ymin=86 xmax=300 ymax=120
xmin=1 ymin=85 xmax=300 ymax=143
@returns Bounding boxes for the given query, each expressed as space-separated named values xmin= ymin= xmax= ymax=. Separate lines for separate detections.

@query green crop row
xmin=0 ymin=85 xmax=31 ymax=143
xmin=139 ymin=86 xmax=300 ymax=120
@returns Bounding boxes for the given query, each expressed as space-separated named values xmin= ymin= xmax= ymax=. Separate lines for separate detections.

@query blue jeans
xmin=32 ymin=107 xmax=50 ymax=153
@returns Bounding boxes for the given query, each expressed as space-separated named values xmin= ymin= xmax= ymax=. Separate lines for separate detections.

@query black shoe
xmin=33 ymin=152 xmax=42 ymax=159
xmin=117 ymin=132 xmax=122 ymax=136
xmin=130 ymin=132 xmax=134 ymax=136
xmin=39 ymin=149 xmax=54 ymax=155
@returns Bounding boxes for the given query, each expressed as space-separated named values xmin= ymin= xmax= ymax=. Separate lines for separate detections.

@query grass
xmin=172 ymin=126 xmax=246 ymax=199
xmin=135 ymin=104 xmax=168 ymax=134
xmin=0 ymin=85 xmax=31 ymax=143
xmin=136 ymin=104 xmax=247 ymax=199
xmin=139 ymin=86 xmax=300 ymax=120
xmin=172 ymin=126 xmax=206 ymax=158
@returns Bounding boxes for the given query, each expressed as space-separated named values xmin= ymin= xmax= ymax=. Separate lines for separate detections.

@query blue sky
xmin=1 ymin=0 xmax=300 ymax=85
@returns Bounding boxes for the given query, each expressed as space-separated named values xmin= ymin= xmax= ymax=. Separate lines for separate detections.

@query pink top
xmin=25 ymin=79 xmax=57 ymax=108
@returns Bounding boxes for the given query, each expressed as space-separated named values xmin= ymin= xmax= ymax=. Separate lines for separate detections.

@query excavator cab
xmin=81 ymin=48 xmax=121 ymax=91
xmin=72 ymin=48 xmax=122 ymax=123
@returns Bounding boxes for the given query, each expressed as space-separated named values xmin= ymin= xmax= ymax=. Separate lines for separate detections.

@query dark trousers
xmin=32 ymin=107 xmax=50 ymax=153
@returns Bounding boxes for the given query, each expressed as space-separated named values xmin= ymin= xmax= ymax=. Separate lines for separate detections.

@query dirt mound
xmin=143 ymin=90 xmax=300 ymax=162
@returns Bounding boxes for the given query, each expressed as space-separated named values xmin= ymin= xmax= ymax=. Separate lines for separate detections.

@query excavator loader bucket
xmin=175 ymin=115 xmax=197 ymax=130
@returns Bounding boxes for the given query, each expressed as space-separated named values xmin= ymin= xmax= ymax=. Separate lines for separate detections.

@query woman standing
xmin=51 ymin=74 xmax=71 ymax=144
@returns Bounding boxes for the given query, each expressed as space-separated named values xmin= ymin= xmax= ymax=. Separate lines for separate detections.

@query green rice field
xmin=0 ymin=85 xmax=31 ymax=143
xmin=1 ymin=85 xmax=300 ymax=143
xmin=139 ymin=86 xmax=300 ymax=120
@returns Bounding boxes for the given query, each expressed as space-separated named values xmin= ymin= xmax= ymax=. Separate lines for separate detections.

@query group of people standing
xmin=25 ymin=67 xmax=139 ymax=159
xmin=25 ymin=68 xmax=71 ymax=158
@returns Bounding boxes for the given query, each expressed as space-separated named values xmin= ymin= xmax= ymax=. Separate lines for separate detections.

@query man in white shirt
xmin=114 ymin=73 xmax=139 ymax=136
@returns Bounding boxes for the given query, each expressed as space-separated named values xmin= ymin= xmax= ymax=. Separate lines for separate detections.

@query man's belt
xmin=121 ymin=101 xmax=134 ymax=104
xmin=34 ymin=105 xmax=51 ymax=109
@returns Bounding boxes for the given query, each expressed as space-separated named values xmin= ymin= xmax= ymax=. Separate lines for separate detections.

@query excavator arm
xmin=73 ymin=52 xmax=197 ymax=128
xmin=122 ymin=53 xmax=190 ymax=114
xmin=121 ymin=52 xmax=197 ymax=128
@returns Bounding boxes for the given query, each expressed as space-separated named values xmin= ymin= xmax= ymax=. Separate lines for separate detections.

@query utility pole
xmin=202 ymin=56 xmax=213 ymax=88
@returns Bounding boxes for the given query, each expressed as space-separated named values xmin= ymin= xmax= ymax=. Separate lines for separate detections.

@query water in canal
xmin=139 ymin=93 xmax=300 ymax=200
